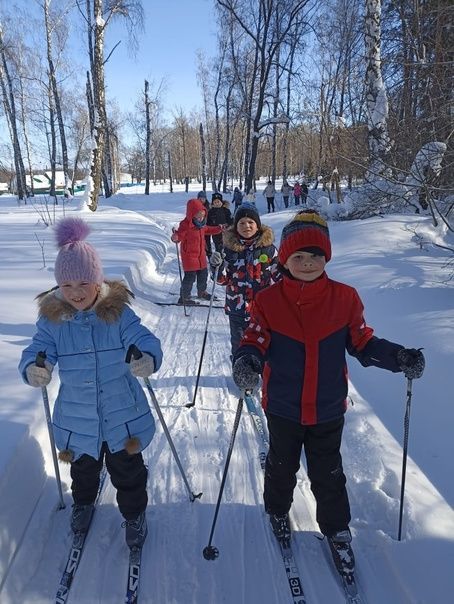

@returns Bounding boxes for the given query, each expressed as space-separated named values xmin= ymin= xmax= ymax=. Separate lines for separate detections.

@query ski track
xmin=1 ymin=240 xmax=425 ymax=603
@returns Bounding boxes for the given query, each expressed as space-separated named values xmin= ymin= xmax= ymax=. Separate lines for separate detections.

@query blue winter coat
xmin=19 ymin=281 xmax=163 ymax=462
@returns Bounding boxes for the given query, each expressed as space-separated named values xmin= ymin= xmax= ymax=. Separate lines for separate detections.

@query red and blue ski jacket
xmin=235 ymin=273 xmax=404 ymax=426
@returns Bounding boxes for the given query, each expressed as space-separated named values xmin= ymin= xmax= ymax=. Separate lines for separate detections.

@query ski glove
xmin=232 ymin=355 xmax=262 ymax=390
xmin=26 ymin=361 xmax=53 ymax=387
xmin=210 ymin=251 xmax=223 ymax=267
xmin=397 ymin=348 xmax=425 ymax=380
xmin=130 ymin=353 xmax=155 ymax=378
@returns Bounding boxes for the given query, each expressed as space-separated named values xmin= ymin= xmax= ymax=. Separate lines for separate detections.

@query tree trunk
xmin=200 ymin=122 xmax=207 ymax=191
xmin=144 ymin=80 xmax=151 ymax=195
xmin=364 ymin=0 xmax=391 ymax=180
xmin=0 ymin=29 xmax=27 ymax=201
xmin=88 ymin=0 xmax=107 ymax=211
xmin=44 ymin=0 xmax=70 ymax=197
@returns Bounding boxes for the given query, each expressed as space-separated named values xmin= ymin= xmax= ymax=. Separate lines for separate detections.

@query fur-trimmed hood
xmin=36 ymin=280 xmax=134 ymax=324
xmin=223 ymin=224 xmax=274 ymax=253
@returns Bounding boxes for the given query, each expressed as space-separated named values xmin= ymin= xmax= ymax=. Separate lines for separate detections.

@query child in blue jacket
xmin=19 ymin=217 xmax=162 ymax=549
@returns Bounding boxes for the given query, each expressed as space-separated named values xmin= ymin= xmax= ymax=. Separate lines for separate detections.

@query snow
xmin=0 ymin=187 xmax=453 ymax=603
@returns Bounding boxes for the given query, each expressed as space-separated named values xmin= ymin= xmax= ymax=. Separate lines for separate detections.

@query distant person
xmin=263 ymin=180 xmax=276 ymax=213
xmin=207 ymin=192 xmax=233 ymax=253
xmin=245 ymin=188 xmax=256 ymax=204
xmin=281 ymin=180 xmax=292 ymax=209
xmin=209 ymin=202 xmax=280 ymax=358
xmin=293 ymin=181 xmax=302 ymax=206
xmin=19 ymin=217 xmax=163 ymax=550
xmin=171 ymin=197 xmax=223 ymax=304
xmin=301 ymin=181 xmax=309 ymax=205
xmin=197 ymin=190 xmax=212 ymax=257
xmin=233 ymin=187 xmax=244 ymax=210
xmin=232 ymin=209 xmax=425 ymax=577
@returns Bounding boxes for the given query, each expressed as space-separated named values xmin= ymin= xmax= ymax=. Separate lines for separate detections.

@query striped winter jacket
xmin=19 ymin=281 xmax=163 ymax=461
xmin=217 ymin=225 xmax=280 ymax=319
xmin=235 ymin=273 xmax=404 ymax=425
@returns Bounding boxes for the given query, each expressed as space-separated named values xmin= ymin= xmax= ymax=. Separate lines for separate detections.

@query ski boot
xmin=177 ymin=296 xmax=198 ymax=306
xmin=123 ymin=511 xmax=148 ymax=549
xmin=269 ymin=513 xmax=291 ymax=546
xmin=70 ymin=503 xmax=94 ymax=534
xmin=327 ymin=529 xmax=355 ymax=575
xmin=197 ymin=291 xmax=212 ymax=301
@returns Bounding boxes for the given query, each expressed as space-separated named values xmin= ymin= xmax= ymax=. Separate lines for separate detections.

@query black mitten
xmin=232 ymin=355 xmax=262 ymax=390
xmin=397 ymin=348 xmax=425 ymax=379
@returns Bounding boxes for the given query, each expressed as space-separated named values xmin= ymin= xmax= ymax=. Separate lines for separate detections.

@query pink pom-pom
xmin=55 ymin=217 xmax=91 ymax=248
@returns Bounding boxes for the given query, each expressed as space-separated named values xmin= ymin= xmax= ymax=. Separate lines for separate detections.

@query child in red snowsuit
xmin=171 ymin=198 xmax=222 ymax=304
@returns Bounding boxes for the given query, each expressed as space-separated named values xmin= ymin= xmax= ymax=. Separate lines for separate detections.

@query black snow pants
xmin=71 ymin=442 xmax=148 ymax=520
xmin=264 ymin=413 xmax=350 ymax=537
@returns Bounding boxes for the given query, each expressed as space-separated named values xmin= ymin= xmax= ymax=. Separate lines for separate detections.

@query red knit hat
xmin=278 ymin=210 xmax=331 ymax=264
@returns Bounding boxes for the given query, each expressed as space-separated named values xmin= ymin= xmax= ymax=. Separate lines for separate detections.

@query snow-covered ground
xmin=0 ymin=186 xmax=453 ymax=603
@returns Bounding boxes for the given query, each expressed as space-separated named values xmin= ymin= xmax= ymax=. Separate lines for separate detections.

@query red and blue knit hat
xmin=54 ymin=217 xmax=103 ymax=285
xmin=278 ymin=210 xmax=331 ymax=264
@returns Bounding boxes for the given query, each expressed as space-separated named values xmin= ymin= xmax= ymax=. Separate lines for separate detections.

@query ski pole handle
xmin=125 ymin=344 xmax=142 ymax=364
xmin=36 ymin=350 xmax=47 ymax=368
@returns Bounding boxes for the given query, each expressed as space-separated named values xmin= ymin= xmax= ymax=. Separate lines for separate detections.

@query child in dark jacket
xmin=207 ymin=193 xmax=233 ymax=253
xmin=19 ymin=217 xmax=163 ymax=549
xmin=232 ymin=210 xmax=425 ymax=573
xmin=210 ymin=202 xmax=280 ymax=357
xmin=171 ymin=198 xmax=222 ymax=304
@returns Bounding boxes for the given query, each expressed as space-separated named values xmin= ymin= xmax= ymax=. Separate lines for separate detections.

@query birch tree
xmin=364 ymin=0 xmax=391 ymax=180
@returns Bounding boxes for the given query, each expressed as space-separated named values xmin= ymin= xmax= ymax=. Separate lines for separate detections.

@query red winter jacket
xmin=173 ymin=199 xmax=222 ymax=271
xmin=236 ymin=273 xmax=403 ymax=426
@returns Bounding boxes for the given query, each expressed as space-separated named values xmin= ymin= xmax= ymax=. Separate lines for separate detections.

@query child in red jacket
xmin=171 ymin=198 xmax=222 ymax=305
xmin=232 ymin=210 xmax=425 ymax=576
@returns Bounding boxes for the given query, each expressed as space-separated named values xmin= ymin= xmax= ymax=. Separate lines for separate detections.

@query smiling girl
xmin=19 ymin=217 xmax=162 ymax=550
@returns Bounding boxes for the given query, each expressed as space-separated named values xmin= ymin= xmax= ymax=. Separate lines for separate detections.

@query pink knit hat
xmin=54 ymin=217 xmax=103 ymax=285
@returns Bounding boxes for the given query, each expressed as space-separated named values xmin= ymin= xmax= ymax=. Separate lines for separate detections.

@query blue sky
xmin=97 ymin=0 xmax=218 ymax=117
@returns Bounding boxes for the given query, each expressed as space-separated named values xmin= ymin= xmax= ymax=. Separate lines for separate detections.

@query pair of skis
xmin=243 ymin=391 xmax=363 ymax=604
xmin=55 ymin=467 xmax=143 ymax=604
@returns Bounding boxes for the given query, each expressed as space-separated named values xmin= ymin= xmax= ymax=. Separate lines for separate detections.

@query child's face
xmin=237 ymin=217 xmax=258 ymax=238
xmin=284 ymin=251 xmax=326 ymax=281
xmin=60 ymin=280 xmax=100 ymax=310
xmin=194 ymin=210 xmax=206 ymax=221
xmin=212 ymin=199 xmax=222 ymax=208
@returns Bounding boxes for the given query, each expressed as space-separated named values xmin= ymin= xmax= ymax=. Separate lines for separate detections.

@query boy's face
xmin=237 ymin=217 xmax=258 ymax=238
xmin=60 ymin=280 xmax=100 ymax=310
xmin=284 ymin=251 xmax=326 ymax=281
xmin=194 ymin=210 xmax=206 ymax=221
xmin=212 ymin=199 xmax=222 ymax=208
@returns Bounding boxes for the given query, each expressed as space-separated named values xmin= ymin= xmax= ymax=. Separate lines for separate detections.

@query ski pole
xmin=36 ymin=351 xmax=66 ymax=510
xmin=174 ymin=232 xmax=188 ymax=318
xmin=125 ymin=345 xmax=202 ymax=502
xmin=398 ymin=377 xmax=413 ymax=541
xmin=203 ymin=393 xmax=244 ymax=560
xmin=186 ymin=265 xmax=220 ymax=409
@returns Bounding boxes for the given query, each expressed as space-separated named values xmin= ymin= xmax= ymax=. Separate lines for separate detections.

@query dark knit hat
xmin=279 ymin=210 xmax=331 ymax=264
xmin=54 ymin=217 xmax=103 ymax=285
xmin=234 ymin=202 xmax=261 ymax=229
xmin=212 ymin=192 xmax=223 ymax=202
xmin=197 ymin=190 xmax=207 ymax=200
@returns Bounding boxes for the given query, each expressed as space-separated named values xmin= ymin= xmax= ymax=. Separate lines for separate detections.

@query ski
xmin=55 ymin=467 xmax=107 ymax=604
xmin=274 ymin=537 xmax=307 ymax=604
xmin=152 ymin=300 xmax=224 ymax=309
xmin=169 ymin=292 xmax=222 ymax=302
xmin=243 ymin=391 xmax=268 ymax=469
xmin=243 ymin=392 xmax=306 ymax=602
xmin=125 ymin=546 xmax=143 ymax=604
xmin=323 ymin=537 xmax=364 ymax=603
